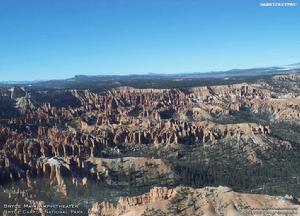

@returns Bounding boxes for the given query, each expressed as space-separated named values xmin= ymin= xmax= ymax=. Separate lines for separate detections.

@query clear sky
xmin=0 ymin=0 xmax=299 ymax=81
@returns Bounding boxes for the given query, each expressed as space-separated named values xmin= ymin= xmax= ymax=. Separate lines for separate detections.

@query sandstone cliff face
xmin=89 ymin=186 xmax=300 ymax=216
xmin=89 ymin=187 xmax=175 ymax=216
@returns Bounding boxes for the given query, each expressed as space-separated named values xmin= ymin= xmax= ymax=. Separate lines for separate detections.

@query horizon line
xmin=1 ymin=61 xmax=299 ymax=83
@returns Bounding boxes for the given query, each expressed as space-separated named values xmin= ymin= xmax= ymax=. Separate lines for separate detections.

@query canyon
xmin=1 ymin=73 xmax=300 ymax=215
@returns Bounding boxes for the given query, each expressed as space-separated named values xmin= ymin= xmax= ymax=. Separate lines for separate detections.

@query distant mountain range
xmin=1 ymin=62 xmax=300 ymax=89
xmin=67 ymin=62 xmax=300 ymax=79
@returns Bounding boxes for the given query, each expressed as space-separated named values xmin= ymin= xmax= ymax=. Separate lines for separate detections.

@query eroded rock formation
xmin=89 ymin=186 xmax=300 ymax=216
xmin=0 ymin=79 xmax=299 ymax=194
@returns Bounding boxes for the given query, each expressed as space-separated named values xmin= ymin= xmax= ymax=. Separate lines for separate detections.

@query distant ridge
xmin=1 ymin=62 xmax=299 ymax=89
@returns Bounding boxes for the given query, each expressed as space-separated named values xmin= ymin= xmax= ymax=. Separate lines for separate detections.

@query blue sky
xmin=0 ymin=0 xmax=299 ymax=81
